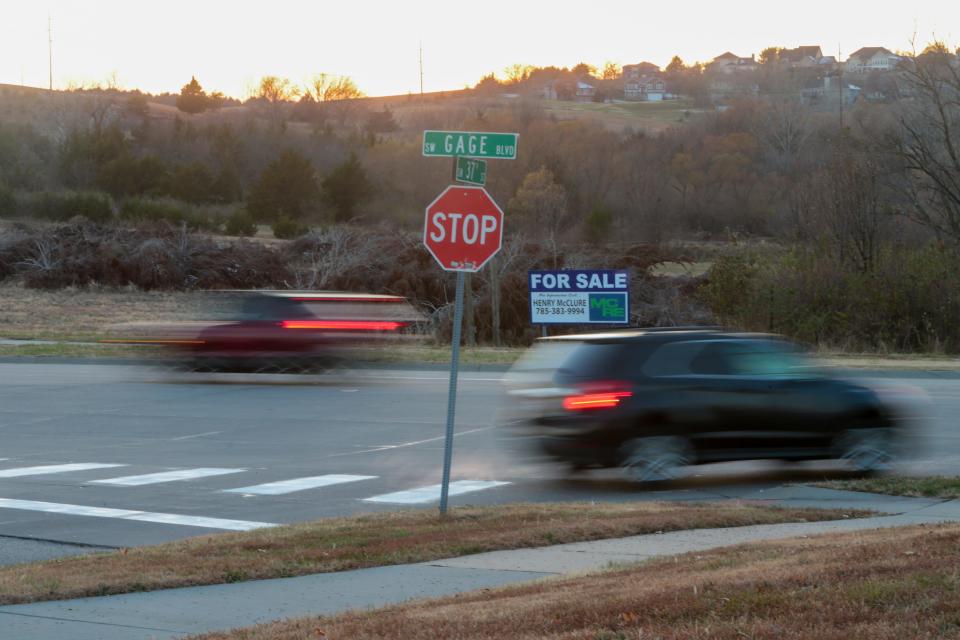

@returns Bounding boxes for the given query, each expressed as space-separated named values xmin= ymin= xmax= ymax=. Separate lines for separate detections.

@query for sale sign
xmin=529 ymin=269 xmax=630 ymax=325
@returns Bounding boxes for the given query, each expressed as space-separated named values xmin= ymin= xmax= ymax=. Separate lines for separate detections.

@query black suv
xmin=503 ymin=328 xmax=904 ymax=481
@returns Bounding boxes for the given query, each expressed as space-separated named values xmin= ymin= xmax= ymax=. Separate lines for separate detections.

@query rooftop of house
xmin=848 ymin=47 xmax=897 ymax=61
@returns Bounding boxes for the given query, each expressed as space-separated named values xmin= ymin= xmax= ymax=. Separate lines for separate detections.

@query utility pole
xmin=48 ymin=14 xmax=53 ymax=91
xmin=837 ymin=43 xmax=843 ymax=130
xmin=419 ymin=41 xmax=424 ymax=97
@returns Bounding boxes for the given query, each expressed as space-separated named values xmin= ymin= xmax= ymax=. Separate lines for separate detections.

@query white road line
xmin=0 ymin=463 xmax=127 ymax=478
xmin=92 ymin=468 xmax=246 ymax=486
xmin=170 ymin=431 xmax=224 ymax=441
xmin=327 ymin=425 xmax=499 ymax=458
xmin=363 ymin=480 xmax=511 ymax=504
xmin=224 ymin=474 xmax=377 ymax=495
xmin=0 ymin=498 xmax=275 ymax=531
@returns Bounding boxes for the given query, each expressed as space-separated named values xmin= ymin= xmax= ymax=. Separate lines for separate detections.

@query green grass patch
xmin=811 ymin=476 xmax=960 ymax=499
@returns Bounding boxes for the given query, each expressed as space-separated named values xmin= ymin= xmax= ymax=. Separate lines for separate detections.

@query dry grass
xmin=0 ymin=342 xmax=153 ymax=358
xmin=812 ymin=476 xmax=960 ymax=500
xmin=0 ymin=502 xmax=859 ymax=605
xmin=543 ymin=99 xmax=701 ymax=132
xmin=0 ymin=283 xmax=202 ymax=341
xmin=354 ymin=344 xmax=523 ymax=365
xmin=189 ymin=524 xmax=960 ymax=640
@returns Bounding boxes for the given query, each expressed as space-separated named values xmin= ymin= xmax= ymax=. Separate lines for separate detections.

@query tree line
xmin=0 ymin=44 xmax=958 ymax=350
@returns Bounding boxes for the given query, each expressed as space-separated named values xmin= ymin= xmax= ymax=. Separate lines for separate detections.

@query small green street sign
xmin=454 ymin=157 xmax=487 ymax=185
xmin=423 ymin=130 xmax=518 ymax=159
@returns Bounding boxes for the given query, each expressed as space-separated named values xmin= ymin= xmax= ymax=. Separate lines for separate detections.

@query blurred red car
xmin=112 ymin=290 xmax=424 ymax=372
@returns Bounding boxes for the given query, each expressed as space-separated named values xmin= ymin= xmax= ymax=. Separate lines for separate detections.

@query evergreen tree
xmin=322 ymin=153 xmax=373 ymax=222
xmin=176 ymin=76 xmax=209 ymax=114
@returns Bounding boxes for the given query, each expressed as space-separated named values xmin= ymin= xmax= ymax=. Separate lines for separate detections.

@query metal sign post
xmin=439 ymin=271 xmax=465 ymax=514
xmin=423 ymin=129 xmax=515 ymax=516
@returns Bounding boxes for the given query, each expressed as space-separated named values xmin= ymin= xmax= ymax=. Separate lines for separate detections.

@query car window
xmin=689 ymin=342 xmax=738 ymax=375
xmin=727 ymin=341 xmax=814 ymax=376
xmin=641 ymin=340 xmax=710 ymax=376
xmin=554 ymin=342 xmax=627 ymax=380
xmin=643 ymin=339 xmax=813 ymax=378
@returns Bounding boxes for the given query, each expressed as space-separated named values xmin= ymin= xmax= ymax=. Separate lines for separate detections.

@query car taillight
xmin=280 ymin=320 xmax=406 ymax=331
xmin=562 ymin=382 xmax=633 ymax=411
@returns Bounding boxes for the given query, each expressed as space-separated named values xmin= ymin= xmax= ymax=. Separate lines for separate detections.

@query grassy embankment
xmin=187 ymin=523 xmax=960 ymax=640
xmin=0 ymin=502 xmax=861 ymax=605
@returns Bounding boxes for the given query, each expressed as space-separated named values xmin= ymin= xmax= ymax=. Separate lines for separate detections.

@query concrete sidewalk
xmin=2 ymin=488 xmax=960 ymax=640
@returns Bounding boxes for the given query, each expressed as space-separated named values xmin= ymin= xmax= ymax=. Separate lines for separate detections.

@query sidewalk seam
xmin=0 ymin=609 xmax=184 ymax=633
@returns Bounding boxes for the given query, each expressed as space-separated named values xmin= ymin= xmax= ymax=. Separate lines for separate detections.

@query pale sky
xmin=1 ymin=1 xmax=957 ymax=98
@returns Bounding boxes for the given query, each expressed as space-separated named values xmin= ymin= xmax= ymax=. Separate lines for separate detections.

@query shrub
xmin=271 ymin=215 xmax=308 ymax=239
xmin=584 ymin=207 xmax=613 ymax=244
xmin=701 ymin=244 xmax=960 ymax=353
xmin=31 ymin=191 xmax=114 ymax=223
xmin=247 ymin=150 xmax=319 ymax=222
xmin=119 ymin=198 xmax=219 ymax=232
xmin=96 ymin=154 xmax=169 ymax=198
xmin=0 ymin=184 xmax=15 ymax=217
xmin=225 ymin=210 xmax=257 ymax=237
xmin=168 ymin=163 xmax=217 ymax=204
xmin=322 ymin=153 xmax=373 ymax=222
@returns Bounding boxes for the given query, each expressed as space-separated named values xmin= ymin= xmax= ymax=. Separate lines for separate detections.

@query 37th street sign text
xmin=423 ymin=131 xmax=518 ymax=160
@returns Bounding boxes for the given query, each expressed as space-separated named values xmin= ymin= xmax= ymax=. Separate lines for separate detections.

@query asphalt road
xmin=0 ymin=362 xmax=955 ymax=564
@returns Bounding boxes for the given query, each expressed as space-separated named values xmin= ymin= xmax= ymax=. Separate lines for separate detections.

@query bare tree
xmin=892 ymin=44 xmax=960 ymax=242
xmin=508 ymin=168 xmax=569 ymax=267
xmin=475 ymin=235 xmax=528 ymax=347
xmin=752 ymin=99 xmax=812 ymax=172
xmin=503 ymin=64 xmax=534 ymax=84
xmin=252 ymin=76 xmax=299 ymax=127
xmin=305 ymin=74 xmax=365 ymax=127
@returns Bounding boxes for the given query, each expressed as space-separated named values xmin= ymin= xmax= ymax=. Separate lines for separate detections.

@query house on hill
xmin=845 ymin=47 xmax=901 ymax=72
xmin=575 ymin=81 xmax=596 ymax=101
xmin=624 ymin=75 xmax=667 ymax=100
xmin=779 ymin=46 xmax=832 ymax=68
xmin=622 ymin=61 xmax=660 ymax=79
xmin=709 ymin=52 xmax=760 ymax=73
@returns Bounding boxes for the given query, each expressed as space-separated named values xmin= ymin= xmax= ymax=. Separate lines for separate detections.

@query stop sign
xmin=423 ymin=186 xmax=504 ymax=272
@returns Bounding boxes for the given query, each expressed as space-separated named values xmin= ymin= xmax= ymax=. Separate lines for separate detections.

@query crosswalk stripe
xmin=363 ymin=480 xmax=511 ymax=504
xmin=225 ymin=474 xmax=377 ymax=495
xmin=92 ymin=468 xmax=246 ymax=486
xmin=0 ymin=463 xmax=127 ymax=478
xmin=0 ymin=498 xmax=276 ymax=531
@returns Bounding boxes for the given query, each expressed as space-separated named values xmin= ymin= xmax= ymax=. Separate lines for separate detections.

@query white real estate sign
xmin=529 ymin=269 xmax=630 ymax=325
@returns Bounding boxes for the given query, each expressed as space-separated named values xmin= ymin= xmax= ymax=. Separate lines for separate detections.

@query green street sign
xmin=454 ymin=157 xmax=487 ymax=185
xmin=423 ymin=130 xmax=518 ymax=159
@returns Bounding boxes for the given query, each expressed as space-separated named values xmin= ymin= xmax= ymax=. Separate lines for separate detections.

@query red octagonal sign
xmin=423 ymin=185 xmax=504 ymax=272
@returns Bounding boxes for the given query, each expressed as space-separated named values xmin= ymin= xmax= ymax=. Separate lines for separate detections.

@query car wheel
xmin=619 ymin=436 xmax=693 ymax=482
xmin=837 ymin=428 xmax=894 ymax=473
